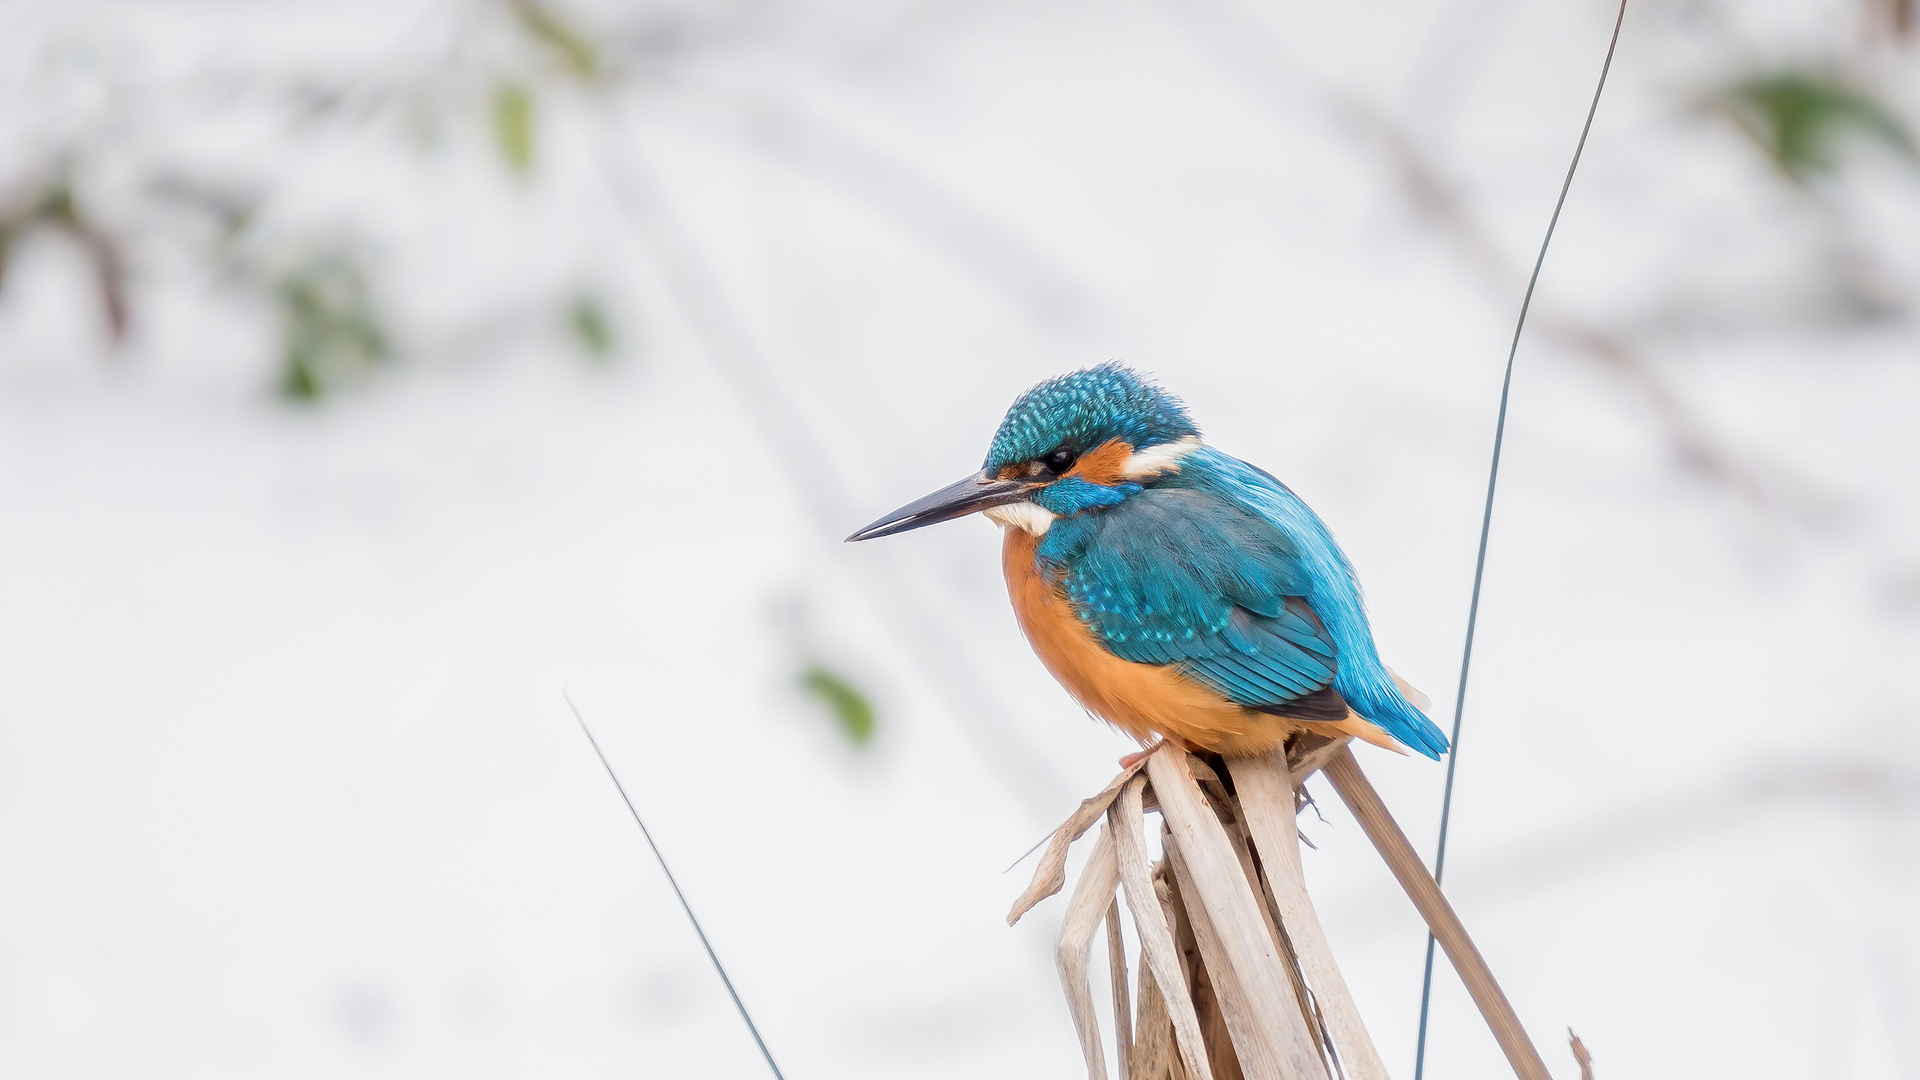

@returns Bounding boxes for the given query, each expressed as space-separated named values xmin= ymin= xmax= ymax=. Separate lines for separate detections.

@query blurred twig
xmin=1347 ymin=104 xmax=1776 ymax=507
xmin=508 ymin=0 xmax=1097 ymax=329
xmin=1569 ymin=1029 xmax=1595 ymax=1080
xmin=1317 ymin=753 xmax=1920 ymax=927
xmin=1157 ymin=0 xmax=1800 ymax=514
xmin=0 ymin=173 xmax=129 ymax=345
xmin=721 ymin=94 xmax=1095 ymax=329
xmin=1866 ymin=0 xmax=1917 ymax=42
xmin=510 ymin=0 xmax=601 ymax=81
xmin=595 ymin=128 xmax=1074 ymax=815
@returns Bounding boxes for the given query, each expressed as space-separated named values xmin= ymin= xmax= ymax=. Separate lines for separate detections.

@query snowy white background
xmin=1 ymin=1 xmax=1916 ymax=1078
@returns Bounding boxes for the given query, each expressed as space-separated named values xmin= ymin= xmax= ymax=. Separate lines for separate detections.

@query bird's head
xmin=846 ymin=363 xmax=1202 ymax=541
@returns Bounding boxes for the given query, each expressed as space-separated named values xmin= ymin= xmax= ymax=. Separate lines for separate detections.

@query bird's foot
xmin=1118 ymin=743 xmax=1164 ymax=770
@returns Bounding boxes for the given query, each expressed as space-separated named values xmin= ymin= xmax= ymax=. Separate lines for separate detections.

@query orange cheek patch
xmin=1063 ymin=439 xmax=1134 ymax=486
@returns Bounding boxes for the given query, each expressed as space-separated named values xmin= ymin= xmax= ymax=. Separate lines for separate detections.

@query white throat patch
xmin=984 ymin=502 xmax=1056 ymax=536
xmin=1121 ymin=435 xmax=1204 ymax=479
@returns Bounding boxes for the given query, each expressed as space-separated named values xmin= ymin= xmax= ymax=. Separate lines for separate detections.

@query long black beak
xmin=845 ymin=470 xmax=1040 ymax=542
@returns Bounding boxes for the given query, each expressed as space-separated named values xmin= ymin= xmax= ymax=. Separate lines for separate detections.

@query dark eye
xmin=1041 ymin=448 xmax=1078 ymax=475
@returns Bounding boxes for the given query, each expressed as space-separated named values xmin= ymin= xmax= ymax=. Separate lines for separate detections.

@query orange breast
xmin=1002 ymin=527 xmax=1297 ymax=757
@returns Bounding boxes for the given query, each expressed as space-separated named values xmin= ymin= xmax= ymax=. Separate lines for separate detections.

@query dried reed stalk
xmin=1010 ymin=753 xmax=1156 ymax=925
xmin=1149 ymin=750 xmax=1329 ymax=1080
xmin=1113 ymin=774 xmax=1216 ymax=1080
xmin=1107 ymin=899 xmax=1134 ymax=1080
xmin=1058 ymin=824 xmax=1122 ymax=1080
xmin=1320 ymin=745 xmax=1551 ymax=1080
xmin=1202 ymin=780 xmax=1326 ymax=1067
xmin=1163 ymin=844 xmax=1244 ymax=1080
xmin=1129 ymin=903 xmax=1184 ymax=1080
xmin=1028 ymin=740 xmax=1550 ymax=1080
xmin=1229 ymin=747 xmax=1391 ymax=1080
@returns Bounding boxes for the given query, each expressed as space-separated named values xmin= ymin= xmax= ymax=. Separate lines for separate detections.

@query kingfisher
xmin=846 ymin=363 xmax=1448 ymax=762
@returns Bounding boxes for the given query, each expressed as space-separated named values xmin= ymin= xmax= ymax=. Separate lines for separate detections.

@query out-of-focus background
xmin=1 ymin=0 xmax=1916 ymax=1077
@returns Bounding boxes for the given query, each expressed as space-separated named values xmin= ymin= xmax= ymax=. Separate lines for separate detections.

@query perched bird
xmin=847 ymin=363 xmax=1448 ymax=762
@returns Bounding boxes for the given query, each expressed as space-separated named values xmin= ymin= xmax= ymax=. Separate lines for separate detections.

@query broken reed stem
xmin=1228 ymin=750 xmax=1391 ymax=1080
xmin=1204 ymin=780 xmax=1330 ymax=1075
xmin=1569 ymin=1029 xmax=1595 ymax=1080
xmin=1113 ymin=774 xmax=1217 ymax=1080
xmin=1163 ymin=831 xmax=1243 ymax=1080
xmin=1132 ymin=860 xmax=1193 ymax=1080
xmin=1107 ymin=899 xmax=1135 ymax=1080
xmin=1147 ymin=749 xmax=1329 ymax=1080
xmin=1059 ymin=825 xmax=1122 ymax=1080
xmin=1320 ymin=746 xmax=1551 ymax=1080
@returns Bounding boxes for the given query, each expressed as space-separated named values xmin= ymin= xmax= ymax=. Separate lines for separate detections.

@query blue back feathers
xmin=1176 ymin=450 xmax=1449 ymax=758
xmin=985 ymin=362 xmax=1199 ymax=471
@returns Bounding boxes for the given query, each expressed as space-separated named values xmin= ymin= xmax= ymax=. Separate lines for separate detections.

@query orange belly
xmin=1000 ymin=527 xmax=1297 ymax=756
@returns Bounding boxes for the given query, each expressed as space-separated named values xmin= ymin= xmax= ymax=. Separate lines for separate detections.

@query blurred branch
xmin=148 ymin=175 xmax=258 ymax=246
xmin=511 ymin=0 xmax=1101 ymax=329
xmin=595 ymin=144 xmax=850 ymax=498
xmin=1395 ymin=0 xmax=1524 ymax=134
xmin=721 ymin=94 xmax=1096 ymax=329
xmin=1865 ymin=0 xmax=1917 ymax=42
xmin=0 ymin=174 xmax=130 ymax=346
xmin=595 ymin=130 xmax=1074 ymax=816
xmin=1157 ymin=0 xmax=1804 ymax=513
xmin=1348 ymin=107 xmax=1778 ymax=505
xmin=1318 ymin=752 xmax=1920 ymax=926
xmin=509 ymin=0 xmax=601 ymax=81
xmin=71 ymin=218 xmax=128 ymax=346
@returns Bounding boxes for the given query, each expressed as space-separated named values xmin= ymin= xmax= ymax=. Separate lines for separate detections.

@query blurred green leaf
xmin=493 ymin=82 xmax=535 ymax=176
xmin=799 ymin=665 xmax=876 ymax=747
xmin=274 ymin=251 xmax=390 ymax=402
xmin=568 ymin=293 xmax=614 ymax=359
xmin=282 ymin=355 xmax=322 ymax=402
xmin=1723 ymin=70 xmax=1915 ymax=179
xmin=512 ymin=0 xmax=600 ymax=80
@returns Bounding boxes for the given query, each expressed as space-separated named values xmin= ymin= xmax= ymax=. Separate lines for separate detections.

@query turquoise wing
xmin=1041 ymin=489 xmax=1351 ymax=722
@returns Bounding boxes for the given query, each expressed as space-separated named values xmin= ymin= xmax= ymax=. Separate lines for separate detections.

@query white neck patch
xmin=984 ymin=502 xmax=1056 ymax=536
xmin=1121 ymin=435 xmax=1204 ymax=479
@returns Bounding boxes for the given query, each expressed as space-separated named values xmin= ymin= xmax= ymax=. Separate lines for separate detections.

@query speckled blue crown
xmin=984 ymin=363 xmax=1200 ymax=470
